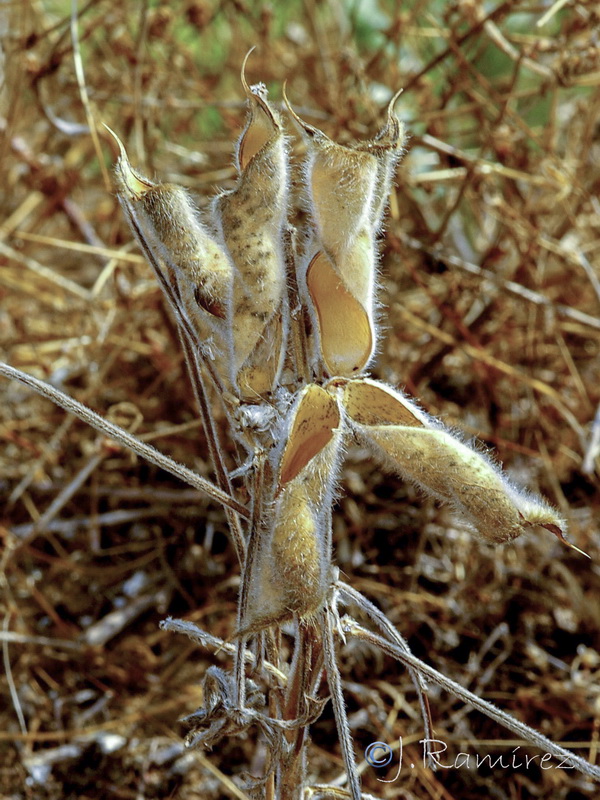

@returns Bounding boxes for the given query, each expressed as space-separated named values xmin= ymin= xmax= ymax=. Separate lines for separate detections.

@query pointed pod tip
xmin=542 ymin=522 xmax=591 ymax=558
xmin=240 ymin=46 xmax=257 ymax=97
xmin=282 ymin=85 xmax=329 ymax=143
xmin=370 ymin=90 xmax=406 ymax=151
xmin=240 ymin=46 xmax=270 ymax=107
xmin=104 ymin=127 xmax=155 ymax=198
xmin=281 ymin=83 xmax=303 ymax=128
xmin=238 ymin=48 xmax=279 ymax=139
xmin=387 ymin=88 xmax=404 ymax=117
xmin=102 ymin=123 xmax=127 ymax=161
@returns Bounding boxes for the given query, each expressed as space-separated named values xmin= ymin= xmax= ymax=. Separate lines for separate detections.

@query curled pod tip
xmin=103 ymin=124 xmax=155 ymax=199
xmin=237 ymin=52 xmax=283 ymax=171
xmin=282 ymin=83 xmax=331 ymax=144
xmin=356 ymin=88 xmax=407 ymax=155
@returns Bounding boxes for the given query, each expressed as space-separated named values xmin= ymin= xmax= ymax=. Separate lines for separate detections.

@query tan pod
xmin=215 ymin=75 xmax=288 ymax=399
xmin=243 ymin=385 xmax=342 ymax=631
xmin=341 ymin=378 xmax=566 ymax=544
xmin=286 ymin=94 xmax=405 ymax=377
xmin=110 ymin=128 xmax=234 ymax=381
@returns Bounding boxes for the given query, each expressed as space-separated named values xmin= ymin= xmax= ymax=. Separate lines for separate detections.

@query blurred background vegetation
xmin=1 ymin=1 xmax=600 ymax=798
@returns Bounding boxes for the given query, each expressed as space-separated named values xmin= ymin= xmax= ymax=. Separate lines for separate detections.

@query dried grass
xmin=1 ymin=1 xmax=600 ymax=798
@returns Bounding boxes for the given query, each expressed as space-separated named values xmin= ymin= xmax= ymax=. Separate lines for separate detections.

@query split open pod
xmin=286 ymin=92 xmax=405 ymax=378
xmin=336 ymin=377 xmax=569 ymax=545
xmin=213 ymin=65 xmax=290 ymax=399
xmin=242 ymin=385 xmax=343 ymax=633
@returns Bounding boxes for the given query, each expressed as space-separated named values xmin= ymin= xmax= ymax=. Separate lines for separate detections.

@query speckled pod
xmin=289 ymin=96 xmax=405 ymax=377
xmin=340 ymin=378 xmax=566 ymax=544
xmin=242 ymin=385 xmax=342 ymax=632
xmin=213 ymin=79 xmax=289 ymax=399
xmin=111 ymin=131 xmax=234 ymax=381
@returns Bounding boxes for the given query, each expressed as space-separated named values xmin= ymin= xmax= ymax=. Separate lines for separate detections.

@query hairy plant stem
xmin=0 ymin=362 xmax=249 ymax=518
xmin=336 ymin=582 xmax=435 ymax=763
xmin=345 ymin=617 xmax=600 ymax=782
xmin=180 ymin=336 xmax=247 ymax=562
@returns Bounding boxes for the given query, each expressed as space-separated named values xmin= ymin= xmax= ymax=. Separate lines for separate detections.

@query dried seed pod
xmin=340 ymin=378 xmax=567 ymax=545
xmin=299 ymin=126 xmax=379 ymax=260
xmin=213 ymin=71 xmax=289 ymax=399
xmin=108 ymin=127 xmax=234 ymax=380
xmin=286 ymin=94 xmax=405 ymax=378
xmin=242 ymin=385 xmax=342 ymax=632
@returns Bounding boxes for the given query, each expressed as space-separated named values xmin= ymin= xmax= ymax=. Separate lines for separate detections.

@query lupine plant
xmin=1 ymin=59 xmax=598 ymax=799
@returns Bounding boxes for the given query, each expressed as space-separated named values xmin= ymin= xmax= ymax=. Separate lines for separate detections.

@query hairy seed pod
xmin=356 ymin=89 xmax=406 ymax=229
xmin=108 ymin=128 xmax=234 ymax=380
xmin=213 ymin=71 xmax=288 ymax=399
xmin=286 ymin=94 xmax=405 ymax=378
xmin=340 ymin=378 xmax=567 ymax=544
xmin=300 ymin=129 xmax=379 ymax=260
xmin=243 ymin=385 xmax=342 ymax=632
